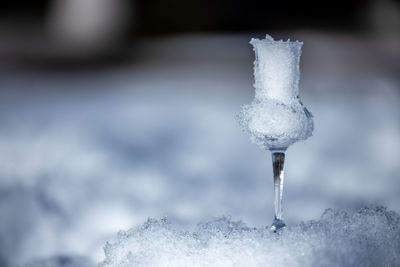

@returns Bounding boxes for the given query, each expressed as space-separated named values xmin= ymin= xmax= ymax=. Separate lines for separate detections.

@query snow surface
xmin=100 ymin=207 xmax=400 ymax=267
xmin=0 ymin=33 xmax=399 ymax=267
xmin=238 ymin=35 xmax=313 ymax=150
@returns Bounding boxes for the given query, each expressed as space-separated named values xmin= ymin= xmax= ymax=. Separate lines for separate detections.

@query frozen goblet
xmin=237 ymin=35 xmax=313 ymax=231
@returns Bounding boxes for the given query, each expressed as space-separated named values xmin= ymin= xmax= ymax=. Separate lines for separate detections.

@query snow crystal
xmin=100 ymin=207 xmax=400 ymax=267
xmin=238 ymin=35 xmax=313 ymax=150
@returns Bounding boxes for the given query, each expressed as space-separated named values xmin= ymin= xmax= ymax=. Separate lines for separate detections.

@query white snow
xmin=250 ymin=35 xmax=301 ymax=103
xmin=100 ymin=207 xmax=400 ymax=267
xmin=238 ymin=35 xmax=313 ymax=150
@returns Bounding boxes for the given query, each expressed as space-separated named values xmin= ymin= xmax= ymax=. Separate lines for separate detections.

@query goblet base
xmin=270 ymin=218 xmax=286 ymax=232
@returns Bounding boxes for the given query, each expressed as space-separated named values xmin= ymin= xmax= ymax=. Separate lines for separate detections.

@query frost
xmin=238 ymin=35 xmax=313 ymax=150
xmin=100 ymin=207 xmax=400 ymax=267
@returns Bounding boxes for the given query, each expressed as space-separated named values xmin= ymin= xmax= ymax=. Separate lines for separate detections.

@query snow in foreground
xmin=98 ymin=207 xmax=399 ymax=267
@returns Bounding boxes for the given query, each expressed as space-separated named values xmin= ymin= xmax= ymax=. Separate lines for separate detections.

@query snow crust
xmin=100 ymin=207 xmax=400 ymax=267
xmin=238 ymin=35 xmax=313 ymax=150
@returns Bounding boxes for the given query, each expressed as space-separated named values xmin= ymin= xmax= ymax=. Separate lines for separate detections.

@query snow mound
xmin=100 ymin=207 xmax=400 ymax=267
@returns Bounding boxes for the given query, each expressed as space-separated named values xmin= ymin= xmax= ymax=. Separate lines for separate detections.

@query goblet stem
xmin=270 ymin=150 xmax=286 ymax=231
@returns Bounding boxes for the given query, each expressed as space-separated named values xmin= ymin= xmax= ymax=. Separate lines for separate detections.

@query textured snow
xmin=100 ymin=207 xmax=400 ymax=267
xmin=238 ymin=35 xmax=313 ymax=150
xmin=238 ymin=100 xmax=313 ymax=150
xmin=250 ymin=35 xmax=302 ymax=103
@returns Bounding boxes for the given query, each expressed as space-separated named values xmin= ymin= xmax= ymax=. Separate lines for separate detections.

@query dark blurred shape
xmin=0 ymin=0 xmax=133 ymax=65
xmin=46 ymin=0 xmax=132 ymax=59
xmin=137 ymin=0 xmax=367 ymax=34
xmin=3 ymin=0 xmax=399 ymax=35
xmin=362 ymin=0 xmax=400 ymax=38
xmin=0 ymin=0 xmax=399 ymax=66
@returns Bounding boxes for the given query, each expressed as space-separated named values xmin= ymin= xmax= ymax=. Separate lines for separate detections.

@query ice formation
xmin=100 ymin=207 xmax=400 ymax=267
xmin=238 ymin=35 xmax=313 ymax=150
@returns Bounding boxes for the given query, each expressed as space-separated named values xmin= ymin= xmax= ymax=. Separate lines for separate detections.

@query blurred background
xmin=0 ymin=0 xmax=399 ymax=266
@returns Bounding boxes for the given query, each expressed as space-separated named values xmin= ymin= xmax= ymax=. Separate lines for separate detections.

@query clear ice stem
xmin=271 ymin=150 xmax=286 ymax=231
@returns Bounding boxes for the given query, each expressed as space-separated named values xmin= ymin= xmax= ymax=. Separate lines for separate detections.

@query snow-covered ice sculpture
xmin=237 ymin=35 xmax=313 ymax=230
xmin=238 ymin=35 xmax=313 ymax=150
